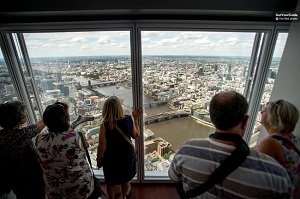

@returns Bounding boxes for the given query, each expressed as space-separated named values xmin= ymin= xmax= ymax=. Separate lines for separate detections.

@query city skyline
xmin=0 ymin=54 xmax=285 ymax=61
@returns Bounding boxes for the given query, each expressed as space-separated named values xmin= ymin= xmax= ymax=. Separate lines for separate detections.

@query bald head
xmin=209 ymin=91 xmax=248 ymax=131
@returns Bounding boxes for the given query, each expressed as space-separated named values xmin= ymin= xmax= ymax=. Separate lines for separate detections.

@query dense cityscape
xmin=0 ymin=55 xmax=279 ymax=173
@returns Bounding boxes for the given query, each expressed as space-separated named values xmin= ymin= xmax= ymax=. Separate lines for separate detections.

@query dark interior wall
xmin=0 ymin=0 xmax=298 ymax=23
xmin=1 ymin=0 xmax=298 ymax=12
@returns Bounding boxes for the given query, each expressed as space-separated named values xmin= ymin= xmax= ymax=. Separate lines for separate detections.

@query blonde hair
xmin=265 ymin=99 xmax=299 ymax=133
xmin=102 ymin=96 xmax=124 ymax=130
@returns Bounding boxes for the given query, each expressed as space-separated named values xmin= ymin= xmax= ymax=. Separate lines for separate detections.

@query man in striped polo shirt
xmin=169 ymin=91 xmax=291 ymax=199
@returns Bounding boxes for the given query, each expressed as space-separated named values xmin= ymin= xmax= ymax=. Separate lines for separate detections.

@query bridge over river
xmin=82 ymin=80 xmax=127 ymax=88
xmin=144 ymin=110 xmax=190 ymax=125
xmin=87 ymin=110 xmax=190 ymax=137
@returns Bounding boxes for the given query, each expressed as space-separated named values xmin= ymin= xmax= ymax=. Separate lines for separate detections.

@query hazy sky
xmin=0 ymin=31 xmax=288 ymax=58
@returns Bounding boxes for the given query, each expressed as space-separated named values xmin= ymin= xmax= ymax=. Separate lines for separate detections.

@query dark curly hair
xmin=209 ymin=91 xmax=248 ymax=130
xmin=43 ymin=102 xmax=70 ymax=133
xmin=0 ymin=101 xmax=26 ymax=129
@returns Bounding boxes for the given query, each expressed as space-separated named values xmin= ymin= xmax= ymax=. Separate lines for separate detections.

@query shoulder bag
xmin=78 ymin=132 xmax=105 ymax=199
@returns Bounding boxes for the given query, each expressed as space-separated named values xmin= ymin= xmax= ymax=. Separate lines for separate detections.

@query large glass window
xmin=22 ymin=31 xmax=131 ymax=168
xmin=0 ymin=50 xmax=18 ymax=103
xmin=4 ymin=25 xmax=288 ymax=182
xmin=141 ymin=31 xmax=258 ymax=178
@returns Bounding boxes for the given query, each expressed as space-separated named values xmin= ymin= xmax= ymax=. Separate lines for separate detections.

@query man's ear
xmin=241 ymin=115 xmax=249 ymax=130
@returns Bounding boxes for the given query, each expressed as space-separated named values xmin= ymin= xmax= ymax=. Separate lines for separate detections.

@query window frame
xmin=0 ymin=21 xmax=289 ymax=182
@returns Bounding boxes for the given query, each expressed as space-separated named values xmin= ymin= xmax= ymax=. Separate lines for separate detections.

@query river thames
xmin=92 ymin=84 xmax=214 ymax=150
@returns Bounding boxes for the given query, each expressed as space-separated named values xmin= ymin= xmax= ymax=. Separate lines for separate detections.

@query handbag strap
xmin=115 ymin=125 xmax=135 ymax=149
xmin=78 ymin=132 xmax=94 ymax=172
xmin=177 ymin=132 xmax=250 ymax=199
xmin=78 ymin=132 xmax=106 ymax=198
xmin=272 ymin=135 xmax=300 ymax=156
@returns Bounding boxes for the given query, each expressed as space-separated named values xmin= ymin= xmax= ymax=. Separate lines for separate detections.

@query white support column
xmin=270 ymin=3 xmax=300 ymax=136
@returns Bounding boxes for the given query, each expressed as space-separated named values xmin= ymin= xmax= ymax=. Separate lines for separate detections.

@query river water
xmin=147 ymin=117 xmax=215 ymax=150
xmin=93 ymin=85 xmax=214 ymax=150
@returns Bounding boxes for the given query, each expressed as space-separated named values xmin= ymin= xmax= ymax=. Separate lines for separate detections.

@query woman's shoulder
xmin=272 ymin=134 xmax=300 ymax=149
xmin=261 ymin=136 xmax=283 ymax=147
xmin=124 ymin=114 xmax=132 ymax=119
xmin=116 ymin=115 xmax=131 ymax=122
xmin=60 ymin=130 xmax=78 ymax=139
xmin=0 ymin=125 xmax=37 ymax=140
xmin=21 ymin=124 xmax=38 ymax=138
xmin=256 ymin=137 xmax=283 ymax=157
xmin=23 ymin=124 xmax=38 ymax=132
xmin=124 ymin=115 xmax=133 ymax=123
xmin=37 ymin=129 xmax=78 ymax=139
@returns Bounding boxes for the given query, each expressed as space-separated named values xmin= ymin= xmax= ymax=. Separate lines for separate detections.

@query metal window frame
xmin=15 ymin=33 xmax=44 ymax=117
xmin=244 ymin=27 xmax=288 ymax=143
xmin=244 ymin=32 xmax=263 ymax=100
xmin=0 ymin=31 xmax=37 ymax=123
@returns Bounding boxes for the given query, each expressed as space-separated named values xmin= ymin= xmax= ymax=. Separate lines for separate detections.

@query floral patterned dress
xmin=33 ymin=130 xmax=94 ymax=199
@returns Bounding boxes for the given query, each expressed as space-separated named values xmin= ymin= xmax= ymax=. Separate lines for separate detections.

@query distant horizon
xmin=0 ymin=54 xmax=284 ymax=61
xmin=30 ymin=55 xmax=252 ymax=58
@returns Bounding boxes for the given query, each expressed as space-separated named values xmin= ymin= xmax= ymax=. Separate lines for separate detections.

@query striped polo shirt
xmin=169 ymin=138 xmax=292 ymax=199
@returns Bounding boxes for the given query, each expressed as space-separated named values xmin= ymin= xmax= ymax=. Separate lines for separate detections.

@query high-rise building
xmin=41 ymin=79 xmax=54 ymax=90
xmin=61 ymin=85 xmax=70 ymax=96
xmin=197 ymin=67 xmax=204 ymax=76
xmin=4 ymin=84 xmax=14 ymax=95
xmin=214 ymin=65 xmax=218 ymax=72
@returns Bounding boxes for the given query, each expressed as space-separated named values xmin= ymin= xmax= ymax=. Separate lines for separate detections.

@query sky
xmin=0 ymin=31 xmax=288 ymax=58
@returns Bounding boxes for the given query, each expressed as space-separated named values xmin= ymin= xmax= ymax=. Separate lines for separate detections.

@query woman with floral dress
xmin=33 ymin=102 xmax=94 ymax=199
